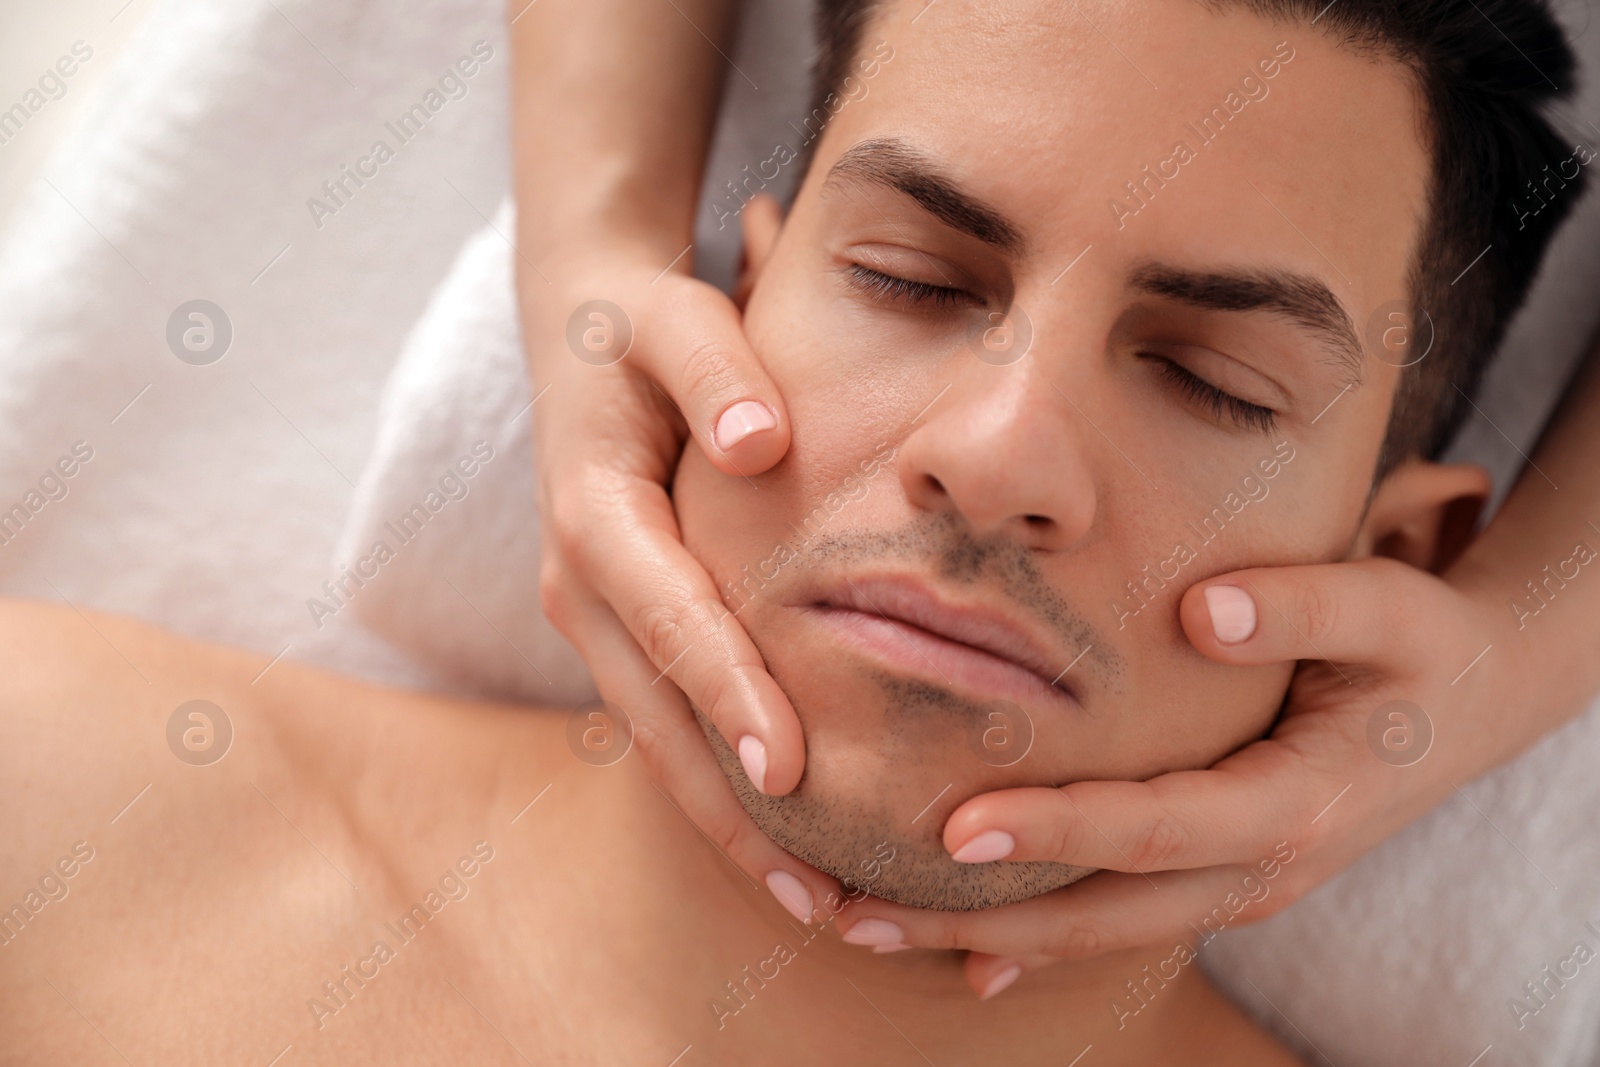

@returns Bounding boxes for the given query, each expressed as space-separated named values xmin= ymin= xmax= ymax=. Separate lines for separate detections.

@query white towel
xmin=0 ymin=0 xmax=515 ymax=688
xmin=331 ymin=201 xmax=596 ymax=703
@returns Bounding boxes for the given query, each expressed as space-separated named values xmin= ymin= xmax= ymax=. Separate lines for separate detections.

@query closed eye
xmin=843 ymin=264 xmax=973 ymax=311
xmin=1152 ymin=357 xmax=1279 ymax=434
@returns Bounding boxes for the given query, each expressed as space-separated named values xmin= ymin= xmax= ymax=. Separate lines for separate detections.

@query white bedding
xmin=1 ymin=0 xmax=1598 ymax=1062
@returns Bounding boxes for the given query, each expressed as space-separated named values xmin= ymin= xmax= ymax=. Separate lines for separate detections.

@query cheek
xmin=1107 ymin=650 xmax=1291 ymax=776
xmin=745 ymin=243 xmax=944 ymax=452
xmin=1030 ymin=474 xmax=1337 ymax=782
xmin=674 ymin=449 xmax=770 ymax=600
xmin=1029 ymin=639 xmax=1291 ymax=784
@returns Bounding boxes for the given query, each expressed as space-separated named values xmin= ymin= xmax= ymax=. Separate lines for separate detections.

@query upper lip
xmin=802 ymin=573 xmax=1082 ymax=706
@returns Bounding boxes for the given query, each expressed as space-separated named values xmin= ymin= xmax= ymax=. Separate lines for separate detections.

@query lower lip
xmin=804 ymin=606 xmax=1074 ymax=709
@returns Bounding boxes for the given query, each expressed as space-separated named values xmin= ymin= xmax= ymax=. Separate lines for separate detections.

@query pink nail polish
xmin=979 ymin=964 xmax=1022 ymax=1000
xmin=737 ymin=735 xmax=768 ymax=794
xmin=841 ymin=918 xmax=904 ymax=946
xmin=714 ymin=400 xmax=777 ymax=452
xmin=1203 ymin=585 xmax=1257 ymax=645
xmin=951 ymin=830 xmax=1015 ymax=864
xmin=766 ymin=870 xmax=814 ymax=924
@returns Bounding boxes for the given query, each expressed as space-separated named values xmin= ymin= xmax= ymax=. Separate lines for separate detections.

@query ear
xmin=1350 ymin=459 xmax=1491 ymax=573
xmin=731 ymin=193 xmax=785 ymax=311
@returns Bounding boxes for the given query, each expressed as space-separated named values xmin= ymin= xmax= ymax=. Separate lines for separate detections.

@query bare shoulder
xmin=0 ymin=598 xmax=579 ymax=1059
xmin=0 ymin=600 xmax=289 ymax=875
xmin=0 ymin=598 xmax=574 ymax=893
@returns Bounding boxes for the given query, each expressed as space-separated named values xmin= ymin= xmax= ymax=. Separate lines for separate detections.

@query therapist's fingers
xmin=630 ymin=278 xmax=792 ymax=477
xmin=961 ymin=952 xmax=1058 ymax=1001
xmin=856 ymin=558 xmax=1493 ymax=987
xmin=940 ymin=742 xmax=1318 ymax=873
xmin=1179 ymin=557 xmax=1431 ymax=669
xmin=935 ymin=560 xmax=1443 ymax=875
xmin=899 ymin=558 xmax=1461 ymax=987
xmin=558 ymin=591 xmax=841 ymax=920
xmin=542 ymin=469 xmax=805 ymax=796
xmin=840 ymin=863 xmax=1294 ymax=965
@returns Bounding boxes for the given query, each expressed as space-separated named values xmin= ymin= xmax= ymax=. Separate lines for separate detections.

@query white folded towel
xmin=332 ymin=201 xmax=595 ymax=703
xmin=0 ymin=0 xmax=515 ymax=688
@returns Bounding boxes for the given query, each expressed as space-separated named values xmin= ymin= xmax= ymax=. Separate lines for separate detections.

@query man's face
xmin=675 ymin=0 xmax=1429 ymax=909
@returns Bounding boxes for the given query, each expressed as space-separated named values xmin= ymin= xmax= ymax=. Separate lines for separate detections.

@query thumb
xmin=1179 ymin=557 xmax=1429 ymax=670
xmin=638 ymin=279 xmax=792 ymax=476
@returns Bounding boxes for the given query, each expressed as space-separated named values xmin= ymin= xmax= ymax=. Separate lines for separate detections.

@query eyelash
xmin=845 ymin=264 xmax=971 ymax=310
xmin=1154 ymin=357 xmax=1279 ymax=434
xmin=845 ymin=265 xmax=1278 ymax=435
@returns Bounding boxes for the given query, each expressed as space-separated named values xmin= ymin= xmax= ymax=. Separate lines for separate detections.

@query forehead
xmin=816 ymin=0 xmax=1429 ymax=315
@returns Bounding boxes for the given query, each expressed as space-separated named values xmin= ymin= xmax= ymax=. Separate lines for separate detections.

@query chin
xmin=693 ymin=708 xmax=1096 ymax=911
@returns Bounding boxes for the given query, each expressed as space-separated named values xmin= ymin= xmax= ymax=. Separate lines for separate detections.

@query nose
xmin=897 ymin=366 xmax=1097 ymax=551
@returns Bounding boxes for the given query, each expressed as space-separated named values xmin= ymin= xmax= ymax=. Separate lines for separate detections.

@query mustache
xmin=790 ymin=512 xmax=1124 ymax=693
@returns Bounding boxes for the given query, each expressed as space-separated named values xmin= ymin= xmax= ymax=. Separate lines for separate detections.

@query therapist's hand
xmin=834 ymin=556 xmax=1526 ymax=998
xmin=509 ymin=0 xmax=842 ymax=927
xmin=520 ymin=254 xmax=846 ymax=921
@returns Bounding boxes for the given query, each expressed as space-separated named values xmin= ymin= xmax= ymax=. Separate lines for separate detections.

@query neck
xmin=580 ymin=750 xmax=1263 ymax=1065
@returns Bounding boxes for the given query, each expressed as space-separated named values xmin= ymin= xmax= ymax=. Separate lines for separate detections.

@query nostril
xmin=1024 ymin=514 xmax=1050 ymax=526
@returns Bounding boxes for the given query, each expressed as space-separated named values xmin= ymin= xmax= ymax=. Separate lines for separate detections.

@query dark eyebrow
xmin=1129 ymin=262 xmax=1365 ymax=387
xmin=823 ymin=138 xmax=1025 ymax=255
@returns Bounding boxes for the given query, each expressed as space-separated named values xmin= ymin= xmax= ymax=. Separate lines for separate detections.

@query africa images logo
xmin=306 ymin=41 xmax=495 ymax=230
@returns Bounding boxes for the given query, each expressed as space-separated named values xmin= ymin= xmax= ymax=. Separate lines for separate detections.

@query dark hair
xmin=810 ymin=0 xmax=1588 ymax=474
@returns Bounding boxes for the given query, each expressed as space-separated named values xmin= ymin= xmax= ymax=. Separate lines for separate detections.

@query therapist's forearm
xmin=508 ymin=0 xmax=735 ymax=269
xmin=1450 ymin=339 xmax=1600 ymax=731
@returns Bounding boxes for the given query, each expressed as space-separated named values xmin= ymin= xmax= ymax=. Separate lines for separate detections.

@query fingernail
xmin=737 ymin=735 xmax=768 ymax=794
xmin=714 ymin=400 xmax=777 ymax=452
xmin=979 ymin=963 xmax=1022 ymax=1000
xmin=1204 ymin=585 xmax=1256 ymax=645
xmin=951 ymin=830 xmax=1015 ymax=864
xmin=872 ymin=942 xmax=913 ymax=954
xmin=841 ymin=918 xmax=904 ymax=946
xmin=765 ymin=870 xmax=814 ymax=924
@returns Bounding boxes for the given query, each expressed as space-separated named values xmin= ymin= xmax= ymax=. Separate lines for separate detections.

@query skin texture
xmin=0 ymin=603 xmax=1298 ymax=1065
xmin=502 ymin=0 xmax=1600 ymax=1004
xmin=505 ymin=0 xmax=1600 ymax=1001
xmin=670 ymin=0 xmax=1489 ymax=911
